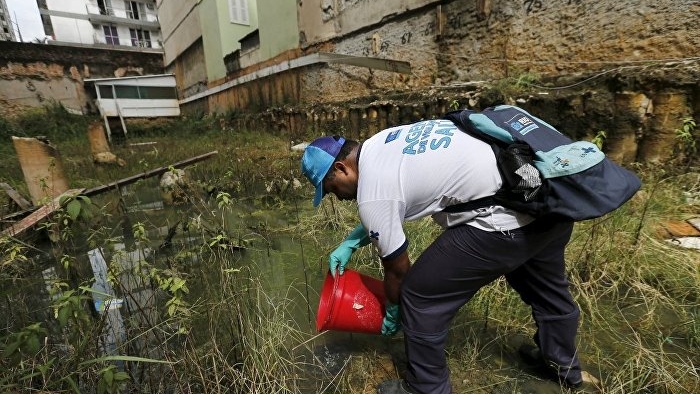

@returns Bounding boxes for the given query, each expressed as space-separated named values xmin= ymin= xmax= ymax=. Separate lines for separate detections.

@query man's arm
xmin=381 ymin=250 xmax=411 ymax=304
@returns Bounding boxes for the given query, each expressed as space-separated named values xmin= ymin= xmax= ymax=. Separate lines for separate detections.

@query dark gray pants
xmin=401 ymin=219 xmax=581 ymax=394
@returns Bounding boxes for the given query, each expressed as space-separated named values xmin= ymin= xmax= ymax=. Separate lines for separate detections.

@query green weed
xmin=675 ymin=116 xmax=698 ymax=168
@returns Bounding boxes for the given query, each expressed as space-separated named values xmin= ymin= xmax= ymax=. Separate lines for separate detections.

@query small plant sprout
xmin=592 ymin=130 xmax=607 ymax=150
xmin=675 ymin=116 xmax=697 ymax=155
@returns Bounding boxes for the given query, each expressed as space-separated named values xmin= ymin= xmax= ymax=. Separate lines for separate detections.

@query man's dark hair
xmin=325 ymin=136 xmax=359 ymax=181
xmin=335 ymin=135 xmax=358 ymax=161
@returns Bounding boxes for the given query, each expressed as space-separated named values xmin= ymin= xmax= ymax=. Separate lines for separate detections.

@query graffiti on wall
xmin=423 ymin=20 xmax=436 ymax=36
xmin=447 ymin=13 xmax=463 ymax=29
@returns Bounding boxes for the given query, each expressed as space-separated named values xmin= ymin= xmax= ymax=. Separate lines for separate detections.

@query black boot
xmin=532 ymin=309 xmax=583 ymax=387
xmin=518 ymin=343 xmax=583 ymax=389
xmin=377 ymin=379 xmax=420 ymax=394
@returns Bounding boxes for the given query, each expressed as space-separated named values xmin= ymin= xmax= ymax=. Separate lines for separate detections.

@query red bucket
xmin=316 ymin=269 xmax=386 ymax=334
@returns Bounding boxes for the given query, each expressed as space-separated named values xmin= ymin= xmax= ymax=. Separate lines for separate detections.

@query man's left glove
xmin=329 ymin=223 xmax=371 ymax=277
xmin=381 ymin=303 xmax=401 ymax=336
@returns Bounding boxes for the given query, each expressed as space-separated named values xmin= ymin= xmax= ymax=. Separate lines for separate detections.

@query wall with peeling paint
xmin=298 ymin=0 xmax=439 ymax=47
xmin=0 ymin=41 xmax=165 ymax=118
xmin=300 ymin=8 xmax=440 ymax=104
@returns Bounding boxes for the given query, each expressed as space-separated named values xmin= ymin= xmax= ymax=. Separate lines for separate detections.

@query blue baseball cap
xmin=301 ymin=136 xmax=346 ymax=206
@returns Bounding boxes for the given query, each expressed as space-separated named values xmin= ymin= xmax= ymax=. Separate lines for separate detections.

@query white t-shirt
xmin=357 ymin=119 xmax=535 ymax=260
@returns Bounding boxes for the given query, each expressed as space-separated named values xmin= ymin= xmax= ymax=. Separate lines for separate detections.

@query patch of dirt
xmin=0 ymin=99 xmax=34 ymax=120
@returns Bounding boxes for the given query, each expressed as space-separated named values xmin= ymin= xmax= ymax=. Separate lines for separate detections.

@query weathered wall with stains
xmin=0 ymin=41 xmax=165 ymax=118
xmin=437 ymin=0 xmax=699 ymax=81
xmin=206 ymin=0 xmax=699 ymax=164
xmin=165 ymin=38 xmax=208 ymax=101
xmin=203 ymin=0 xmax=700 ymax=108
xmin=300 ymin=7 xmax=440 ymax=104
xmin=3 ymin=1 xmax=697 ymax=164
xmin=298 ymin=0 xmax=439 ymax=47
xmin=294 ymin=0 xmax=700 ymax=102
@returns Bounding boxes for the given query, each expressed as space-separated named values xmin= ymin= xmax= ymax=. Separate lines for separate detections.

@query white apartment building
xmin=37 ymin=0 xmax=161 ymax=49
xmin=0 ymin=0 xmax=17 ymax=41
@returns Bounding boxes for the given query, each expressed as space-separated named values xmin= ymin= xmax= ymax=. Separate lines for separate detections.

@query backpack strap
xmin=442 ymin=196 xmax=497 ymax=213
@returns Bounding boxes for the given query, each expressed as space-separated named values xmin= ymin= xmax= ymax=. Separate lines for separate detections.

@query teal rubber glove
xmin=381 ymin=303 xmax=401 ymax=337
xmin=329 ymin=223 xmax=371 ymax=277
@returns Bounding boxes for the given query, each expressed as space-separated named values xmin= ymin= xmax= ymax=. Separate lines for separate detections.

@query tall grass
xmin=1 ymin=108 xmax=699 ymax=393
xmin=0 ymin=184 xmax=319 ymax=393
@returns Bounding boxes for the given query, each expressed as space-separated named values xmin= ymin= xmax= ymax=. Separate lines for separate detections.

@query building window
xmin=239 ymin=29 xmax=259 ymax=53
xmin=228 ymin=0 xmax=249 ymax=25
xmin=114 ymin=86 xmax=140 ymax=99
xmin=103 ymin=85 xmax=177 ymax=99
xmin=125 ymin=1 xmax=146 ymax=20
xmin=98 ymin=86 xmax=114 ymax=99
xmin=103 ymin=25 xmax=119 ymax=45
xmin=130 ymin=29 xmax=151 ymax=47
xmin=98 ymin=0 xmax=114 ymax=16
xmin=139 ymin=86 xmax=177 ymax=99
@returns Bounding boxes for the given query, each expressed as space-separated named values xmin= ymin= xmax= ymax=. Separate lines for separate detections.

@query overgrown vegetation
xmin=0 ymin=106 xmax=698 ymax=393
xmin=675 ymin=116 xmax=698 ymax=169
xmin=487 ymin=70 xmax=541 ymax=102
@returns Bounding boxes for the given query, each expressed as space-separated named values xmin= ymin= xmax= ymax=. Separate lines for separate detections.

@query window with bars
xmin=103 ymin=25 xmax=119 ymax=45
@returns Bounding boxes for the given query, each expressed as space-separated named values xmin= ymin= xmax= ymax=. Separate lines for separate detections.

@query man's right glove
xmin=329 ymin=223 xmax=370 ymax=277
xmin=381 ymin=303 xmax=401 ymax=337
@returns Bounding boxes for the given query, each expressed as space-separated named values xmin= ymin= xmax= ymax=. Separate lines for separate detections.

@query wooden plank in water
xmin=1 ymin=188 xmax=85 ymax=238
xmin=0 ymin=182 xmax=32 ymax=210
xmin=82 ymin=150 xmax=218 ymax=197
xmin=1 ymin=151 xmax=218 ymax=234
xmin=0 ymin=206 xmax=36 ymax=223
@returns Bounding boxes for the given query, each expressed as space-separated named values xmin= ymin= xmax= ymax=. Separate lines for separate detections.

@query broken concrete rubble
xmin=660 ymin=218 xmax=700 ymax=251
xmin=11 ymin=136 xmax=70 ymax=205
xmin=88 ymin=121 xmax=125 ymax=166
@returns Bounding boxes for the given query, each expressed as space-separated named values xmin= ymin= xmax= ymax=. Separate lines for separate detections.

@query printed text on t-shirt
xmin=402 ymin=120 xmax=455 ymax=155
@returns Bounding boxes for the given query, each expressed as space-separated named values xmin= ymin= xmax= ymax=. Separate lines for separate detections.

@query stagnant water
xmin=4 ymin=175 xmax=407 ymax=392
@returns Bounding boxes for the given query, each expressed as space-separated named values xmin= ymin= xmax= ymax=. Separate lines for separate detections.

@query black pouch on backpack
xmin=497 ymin=142 xmax=542 ymax=202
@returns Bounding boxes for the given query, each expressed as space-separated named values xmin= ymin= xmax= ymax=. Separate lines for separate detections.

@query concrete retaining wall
xmin=0 ymin=41 xmax=164 ymax=118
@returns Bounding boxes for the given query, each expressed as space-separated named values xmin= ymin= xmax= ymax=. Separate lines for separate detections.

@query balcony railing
xmin=98 ymin=5 xmax=114 ymax=16
xmin=86 ymin=4 xmax=159 ymax=30
xmin=131 ymin=39 xmax=152 ymax=48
